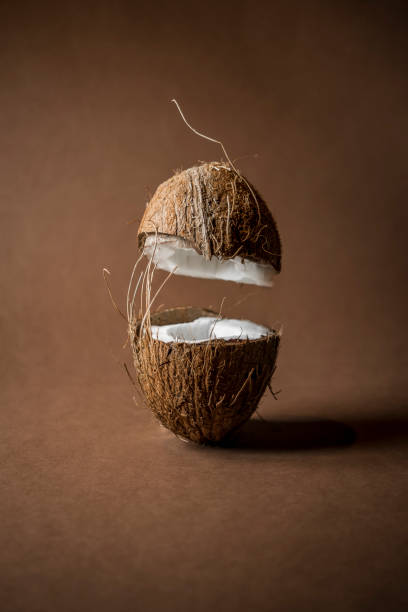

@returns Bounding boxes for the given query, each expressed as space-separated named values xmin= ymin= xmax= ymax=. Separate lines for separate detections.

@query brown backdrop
xmin=1 ymin=1 xmax=408 ymax=611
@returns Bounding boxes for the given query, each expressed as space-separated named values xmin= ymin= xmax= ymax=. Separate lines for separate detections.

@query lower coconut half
xmin=130 ymin=307 xmax=280 ymax=444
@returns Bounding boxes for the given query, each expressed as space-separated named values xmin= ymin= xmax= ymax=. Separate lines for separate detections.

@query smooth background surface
xmin=1 ymin=1 xmax=407 ymax=610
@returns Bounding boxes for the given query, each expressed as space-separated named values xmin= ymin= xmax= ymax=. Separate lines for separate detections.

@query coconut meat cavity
xmin=143 ymin=235 xmax=276 ymax=288
xmin=150 ymin=316 xmax=271 ymax=344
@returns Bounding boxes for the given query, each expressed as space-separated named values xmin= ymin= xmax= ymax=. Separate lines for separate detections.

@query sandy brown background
xmin=1 ymin=1 xmax=408 ymax=611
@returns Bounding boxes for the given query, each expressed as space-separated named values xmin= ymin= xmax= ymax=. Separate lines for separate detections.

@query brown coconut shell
xmin=131 ymin=307 xmax=280 ymax=445
xmin=138 ymin=162 xmax=282 ymax=272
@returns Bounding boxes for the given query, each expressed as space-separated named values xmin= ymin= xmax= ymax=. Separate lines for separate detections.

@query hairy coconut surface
xmin=130 ymin=307 xmax=280 ymax=445
xmin=138 ymin=162 xmax=281 ymax=286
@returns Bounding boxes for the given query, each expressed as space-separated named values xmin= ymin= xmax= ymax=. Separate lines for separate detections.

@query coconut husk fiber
xmin=138 ymin=162 xmax=282 ymax=272
xmin=130 ymin=307 xmax=280 ymax=445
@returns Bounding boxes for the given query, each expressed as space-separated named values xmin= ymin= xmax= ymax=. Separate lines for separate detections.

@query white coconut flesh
xmin=150 ymin=316 xmax=272 ymax=344
xmin=143 ymin=235 xmax=276 ymax=288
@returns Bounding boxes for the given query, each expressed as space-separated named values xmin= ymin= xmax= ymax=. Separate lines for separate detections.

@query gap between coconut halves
xmin=105 ymin=100 xmax=283 ymax=445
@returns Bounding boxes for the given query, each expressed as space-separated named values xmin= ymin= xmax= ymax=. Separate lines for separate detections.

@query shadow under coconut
xmin=221 ymin=418 xmax=356 ymax=451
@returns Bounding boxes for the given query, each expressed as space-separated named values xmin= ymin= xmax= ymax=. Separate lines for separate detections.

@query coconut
xmin=103 ymin=106 xmax=284 ymax=445
xmin=130 ymin=307 xmax=280 ymax=445
xmin=138 ymin=162 xmax=281 ymax=287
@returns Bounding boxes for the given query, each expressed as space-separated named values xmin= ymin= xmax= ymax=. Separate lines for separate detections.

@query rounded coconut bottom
xmin=131 ymin=307 xmax=280 ymax=445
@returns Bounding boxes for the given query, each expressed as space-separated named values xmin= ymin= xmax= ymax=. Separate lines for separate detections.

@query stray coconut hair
xmin=171 ymin=99 xmax=261 ymax=220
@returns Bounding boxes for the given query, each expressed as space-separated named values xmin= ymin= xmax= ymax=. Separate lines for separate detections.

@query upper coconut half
xmin=138 ymin=162 xmax=282 ymax=287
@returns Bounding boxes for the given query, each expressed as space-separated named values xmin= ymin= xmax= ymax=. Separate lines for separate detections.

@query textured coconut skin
xmin=138 ymin=162 xmax=282 ymax=272
xmin=131 ymin=307 xmax=280 ymax=444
